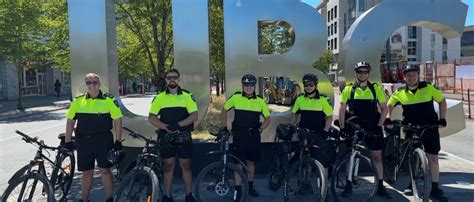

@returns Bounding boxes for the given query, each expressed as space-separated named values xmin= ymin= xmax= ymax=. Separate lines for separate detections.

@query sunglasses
xmin=303 ymin=83 xmax=315 ymax=87
xmin=166 ymin=75 xmax=179 ymax=80
xmin=243 ymin=83 xmax=255 ymax=87
xmin=85 ymin=80 xmax=99 ymax=85
xmin=356 ymin=70 xmax=370 ymax=74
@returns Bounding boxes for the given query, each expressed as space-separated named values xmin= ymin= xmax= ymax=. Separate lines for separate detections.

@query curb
xmin=0 ymin=105 xmax=69 ymax=121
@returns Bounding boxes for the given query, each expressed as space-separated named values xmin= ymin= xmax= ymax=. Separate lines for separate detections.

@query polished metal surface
xmin=172 ymin=0 xmax=210 ymax=127
xmin=224 ymin=0 xmax=329 ymax=142
xmin=338 ymin=0 xmax=468 ymax=137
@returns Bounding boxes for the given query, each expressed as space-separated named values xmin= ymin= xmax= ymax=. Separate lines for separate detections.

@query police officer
xmin=291 ymin=73 xmax=332 ymax=170
xmin=220 ymin=74 xmax=271 ymax=200
xmin=338 ymin=62 xmax=391 ymax=198
xmin=387 ymin=65 xmax=448 ymax=201
xmin=148 ymin=69 xmax=197 ymax=202
xmin=64 ymin=73 xmax=123 ymax=202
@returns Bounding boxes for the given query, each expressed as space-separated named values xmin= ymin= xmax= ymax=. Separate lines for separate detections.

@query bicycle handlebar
xmin=15 ymin=130 xmax=58 ymax=150
xmin=123 ymin=126 xmax=156 ymax=144
xmin=388 ymin=120 xmax=439 ymax=135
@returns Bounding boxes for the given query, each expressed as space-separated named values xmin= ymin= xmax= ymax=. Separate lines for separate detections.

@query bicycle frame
xmin=207 ymin=130 xmax=250 ymax=173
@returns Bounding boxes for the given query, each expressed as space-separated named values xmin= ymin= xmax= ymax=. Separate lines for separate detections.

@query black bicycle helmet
xmin=241 ymin=74 xmax=257 ymax=85
xmin=302 ymin=73 xmax=318 ymax=84
xmin=276 ymin=123 xmax=296 ymax=140
xmin=354 ymin=61 xmax=371 ymax=72
xmin=169 ymin=131 xmax=192 ymax=145
xmin=403 ymin=65 xmax=420 ymax=74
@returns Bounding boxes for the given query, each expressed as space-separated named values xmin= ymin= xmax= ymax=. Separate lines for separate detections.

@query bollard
xmin=461 ymin=78 xmax=464 ymax=101
xmin=468 ymin=88 xmax=472 ymax=119
xmin=141 ymin=85 xmax=145 ymax=96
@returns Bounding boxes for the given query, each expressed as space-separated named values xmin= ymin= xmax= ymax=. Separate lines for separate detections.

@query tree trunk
xmin=215 ymin=75 xmax=220 ymax=96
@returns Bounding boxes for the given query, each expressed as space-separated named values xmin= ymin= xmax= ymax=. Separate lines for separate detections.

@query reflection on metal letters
xmin=339 ymin=0 xmax=468 ymax=136
xmin=172 ymin=0 xmax=210 ymax=127
xmin=224 ymin=0 xmax=329 ymax=142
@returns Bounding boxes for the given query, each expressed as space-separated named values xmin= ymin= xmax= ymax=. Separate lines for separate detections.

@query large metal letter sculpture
xmin=339 ymin=0 xmax=468 ymax=136
xmin=224 ymin=0 xmax=329 ymax=142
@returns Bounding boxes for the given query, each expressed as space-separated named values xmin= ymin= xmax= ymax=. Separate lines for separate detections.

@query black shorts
xmin=232 ymin=130 xmax=261 ymax=162
xmin=160 ymin=134 xmax=193 ymax=159
xmin=76 ymin=133 xmax=113 ymax=171
xmin=406 ymin=127 xmax=441 ymax=155
xmin=306 ymin=134 xmax=331 ymax=168
xmin=364 ymin=126 xmax=384 ymax=151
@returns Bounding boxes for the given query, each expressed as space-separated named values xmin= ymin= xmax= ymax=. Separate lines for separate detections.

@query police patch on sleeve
xmin=113 ymin=100 xmax=120 ymax=108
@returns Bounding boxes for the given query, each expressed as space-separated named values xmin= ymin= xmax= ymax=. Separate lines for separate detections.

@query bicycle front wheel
xmin=330 ymin=153 xmax=377 ymax=201
xmin=2 ymin=172 xmax=54 ymax=202
xmin=194 ymin=162 xmax=248 ymax=202
xmin=409 ymin=148 xmax=431 ymax=202
xmin=50 ymin=153 xmax=75 ymax=200
xmin=285 ymin=158 xmax=327 ymax=202
xmin=114 ymin=166 xmax=159 ymax=202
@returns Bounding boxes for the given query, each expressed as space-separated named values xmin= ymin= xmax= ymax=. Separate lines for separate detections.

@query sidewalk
xmin=0 ymin=95 xmax=71 ymax=121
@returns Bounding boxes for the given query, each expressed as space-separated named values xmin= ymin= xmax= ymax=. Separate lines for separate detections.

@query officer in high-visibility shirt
xmin=148 ymin=68 xmax=198 ymax=202
xmin=220 ymin=74 xmax=271 ymax=200
xmin=338 ymin=61 xmax=391 ymax=198
xmin=291 ymin=73 xmax=332 ymax=170
xmin=64 ymin=73 xmax=123 ymax=202
xmin=387 ymin=65 xmax=448 ymax=201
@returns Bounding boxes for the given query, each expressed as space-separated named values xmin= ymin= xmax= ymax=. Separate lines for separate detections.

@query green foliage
xmin=312 ymin=49 xmax=334 ymax=74
xmin=209 ymin=1 xmax=225 ymax=94
xmin=258 ymin=21 xmax=294 ymax=54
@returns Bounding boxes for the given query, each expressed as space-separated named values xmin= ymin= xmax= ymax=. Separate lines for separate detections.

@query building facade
xmin=460 ymin=25 xmax=474 ymax=65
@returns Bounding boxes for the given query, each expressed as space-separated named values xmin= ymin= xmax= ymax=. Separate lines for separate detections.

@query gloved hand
xmin=64 ymin=141 xmax=75 ymax=152
xmin=438 ymin=118 xmax=447 ymax=128
xmin=384 ymin=118 xmax=392 ymax=126
xmin=167 ymin=123 xmax=180 ymax=132
xmin=113 ymin=140 xmax=123 ymax=151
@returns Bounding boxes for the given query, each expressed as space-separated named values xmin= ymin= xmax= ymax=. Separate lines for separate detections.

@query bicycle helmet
xmin=276 ymin=123 xmax=296 ymax=140
xmin=241 ymin=74 xmax=257 ymax=85
xmin=403 ymin=65 xmax=420 ymax=74
xmin=169 ymin=131 xmax=192 ymax=145
xmin=107 ymin=150 xmax=125 ymax=166
xmin=302 ymin=73 xmax=318 ymax=84
xmin=354 ymin=61 xmax=371 ymax=72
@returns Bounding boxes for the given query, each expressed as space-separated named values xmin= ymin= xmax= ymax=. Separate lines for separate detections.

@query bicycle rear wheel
xmin=383 ymin=135 xmax=400 ymax=185
xmin=2 ymin=172 xmax=54 ymax=202
xmin=409 ymin=148 xmax=431 ymax=202
xmin=50 ymin=153 xmax=75 ymax=200
xmin=115 ymin=166 xmax=159 ymax=202
xmin=194 ymin=162 xmax=248 ymax=202
xmin=285 ymin=158 xmax=327 ymax=202
xmin=330 ymin=153 xmax=377 ymax=201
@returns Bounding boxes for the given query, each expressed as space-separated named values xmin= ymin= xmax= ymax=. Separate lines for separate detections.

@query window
xmin=334 ymin=38 xmax=338 ymax=49
xmin=25 ymin=69 xmax=37 ymax=87
xmin=344 ymin=13 xmax=347 ymax=35
xmin=330 ymin=9 xmax=333 ymax=21
xmin=328 ymin=26 xmax=330 ymax=36
xmin=331 ymin=24 xmax=333 ymax=35
xmin=431 ymin=34 xmax=436 ymax=48
xmin=335 ymin=6 xmax=338 ymax=18
xmin=335 ymin=22 xmax=337 ymax=34
xmin=430 ymin=50 xmax=435 ymax=61
xmin=408 ymin=41 xmax=416 ymax=55
xmin=327 ymin=11 xmax=330 ymax=22
xmin=442 ymin=51 xmax=447 ymax=61
xmin=328 ymin=40 xmax=330 ymax=48
xmin=408 ymin=58 xmax=417 ymax=62
xmin=358 ymin=0 xmax=365 ymax=12
xmin=408 ymin=26 xmax=417 ymax=39
xmin=443 ymin=37 xmax=447 ymax=45
xmin=331 ymin=39 xmax=333 ymax=50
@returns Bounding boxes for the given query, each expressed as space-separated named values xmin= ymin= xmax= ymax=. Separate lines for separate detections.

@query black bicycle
xmin=2 ymin=131 xmax=75 ymax=202
xmin=114 ymin=127 xmax=162 ymax=201
xmin=383 ymin=120 xmax=437 ymax=202
xmin=330 ymin=117 xmax=378 ymax=202
xmin=194 ymin=128 xmax=249 ymax=202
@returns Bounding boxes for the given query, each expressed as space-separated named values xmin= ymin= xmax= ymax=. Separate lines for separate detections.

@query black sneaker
xmin=376 ymin=186 xmax=392 ymax=199
xmin=162 ymin=195 xmax=173 ymax=202
xmin=185 ymin=193 xmax=196 ymax=202
xmin=430 ymin=188 xmax=448 ymax=202
xmin=105 ymin=197 xmax=113 ymax=202
xmin=249 ymin=186 xmax=260 ymax=197
xmin=403 ymin=184 xmax=413 ymax=196
xmin=341 ymin=180 xmax=352 ymax=198
xmin=234 ymin=186 xmax=242 ymax=202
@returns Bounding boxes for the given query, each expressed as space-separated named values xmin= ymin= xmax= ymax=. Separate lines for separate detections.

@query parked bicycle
xmin=383 ymin=120 xmax=437 ymax=202
xmin=194 ymin=127 xmax=249 ymax=202
xmin=114 ymin=127 xmax=163 ymax=201
xmin=2 ymin=131 xmax=75 ymax=202
xmin=331 ymin=117 xmax=378 ymax=201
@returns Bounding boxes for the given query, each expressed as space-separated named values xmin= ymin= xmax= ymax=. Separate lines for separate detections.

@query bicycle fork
xmin=347 ymin=149 xmax=361 ymax=182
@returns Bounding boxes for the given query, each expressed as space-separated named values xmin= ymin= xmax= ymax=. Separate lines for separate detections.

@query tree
xmin=313 ymin=49 xmax=334 ymax=74
xmin=0 ymin=2 xmax=48 ymax=109
xmin=258 ymin=21 xmax=294 ymax=54
xmin=42 ymin=2 xmax=70 ymax=72
xmin=116 ymin=1 xmax=174 ymax=91
xmin=209 ymin=0 xmax=225 ymax=95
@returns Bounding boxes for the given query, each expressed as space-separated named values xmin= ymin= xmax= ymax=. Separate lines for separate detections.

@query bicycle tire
xmin=194 ymin=162 xmax=248 ymax=202
xmin=330 ymin=153 xmax=377 ymax=201
xmin=409 ymin=148 xmax=431 ymax=202
xmin=2 ymin=172 xmax=54 ymax=202
xmin=50 ymin=153 xmax=75 ymax=200
xmin=114 ymin=166 xmax=159 ymax=202
xmin=285 ymin=157 xmax=327 ymax=202
xmin=383 ymin=135 xmax=399 ymax=185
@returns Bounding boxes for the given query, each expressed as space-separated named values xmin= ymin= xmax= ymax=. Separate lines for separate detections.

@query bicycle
xmin=383 ymin=120 xmax=437 ymax=202
xmin=114 ymin=127 xmax=162 ymax=201
xmin=330 ymin=117 xmax=378 ymax=202
xmin=2 ymin=131 xmax=76 ymax=202
xmin=283 ymin=127 xmax=329 ymax=202
xmin=193 ymin=127 xmax=249 ymax=202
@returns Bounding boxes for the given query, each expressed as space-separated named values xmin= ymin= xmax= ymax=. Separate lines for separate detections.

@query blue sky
xmin=301 ymin=0 xmax=473 ymax=26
